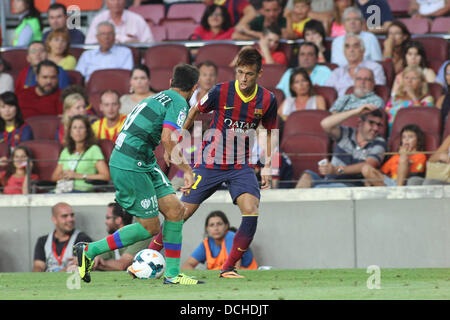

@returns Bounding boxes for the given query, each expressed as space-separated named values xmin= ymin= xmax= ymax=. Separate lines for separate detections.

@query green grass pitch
xmin=1 ymin=268 xmax=449 ymax=300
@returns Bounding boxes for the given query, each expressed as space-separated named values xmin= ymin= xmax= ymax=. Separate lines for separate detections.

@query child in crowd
xmin=0 ymin=145 xmax=38 ymax=194
xmin=286 ymin=0 xmax=311 ymax=39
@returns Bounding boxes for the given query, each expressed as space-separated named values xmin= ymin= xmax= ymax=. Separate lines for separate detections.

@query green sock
xmin=85 ymin=223 xmax=152 ymax=259
xmin=162 ymin=220 xmax=183 ymax=278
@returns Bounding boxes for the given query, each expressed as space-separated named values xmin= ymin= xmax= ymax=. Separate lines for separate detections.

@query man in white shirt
xmin=409 ymin=0 xmax=450 ymax=17
xmin=85 ymin=0 xmax=153 ymax=44
xmin=331 ymin=7 xmax=382 ymax=67
xmin=76 ymin=22 xmax=134 ymax=82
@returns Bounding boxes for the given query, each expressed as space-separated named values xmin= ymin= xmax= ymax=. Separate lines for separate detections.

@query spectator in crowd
xmin=325 ymin=33 xmax=386 ymax=97
xmin=278 ymin=67 xmax=327 ymax=121
xmin=92 ymin=203 xmax=150 ymax=271
xmin=436 ymin=61 xmax=450 ymax=128
xmin=85 ymin=0 xmax=153 ymax=44
xmin=51 ymin=115 xmax=110 ymax=193
xmin=0 ymin=56 xmax=14 ymax=94
xmin=42 ymin=3 xmax=86 ymax=44
xmin=385 ymin=66 xmax=434 ymax=133
xmin=233 ymin=0 xmax=287 ymax=40
xmin=276 ymin=42 xmax=332 ymax=98
xmin=15 ymin=41 xmax=70 ymax=92
xmin=303 ymin=19 xmax=330 ymax=63
xmin=33 ymin=202 xmax=93 ymax=272
xmin=205 ymin=0 xmax=257 ymax=29
xmin=363 ymin=124 xmax=426 ymax=186
xmin=285 ymin=0 xmax=312 ymax=39
xmin=181 ymin=210 xmax=257 ymax=270
xmin=192 ymin=5 xmax=235 ymax=41
xmin=76 ymin=22 xmax=134 ymax=82
xmin=45 ymin=29 xmax=77 ymax=71
xmin=0 ymin=91 xmax=33 ymax=151
xmin=231 ymin=25 xmax=288 ymax=67
xmin=189 ymin=61 xmax=218 ymax=108
xmin=296 ymin=105 xmax=387 ymax=188
xmin=382 ymin=20 xmax=411 ymax=74
xmin=120 ymin=65 xmax=156 ymax=115
xmin=391 ymin=41 xmax=436 ymax=96
xmin=56 ymin=92 xmax=88 ymax=145
xmin=331 ymin=7 xmax=382 ymax=67
xmin=355 ymin=0 xmax=393 ymax=34
xmin=12 ymin=0 xmax=42 ymax=47
xmin=407 ymin=134 xmax=450 ymax=186
xmin=409 ymin=0 xmax=450 ymax=18
xmin=436 ymin=60 xmax=450 ymax=91
xmin=91 ymin=90 xmax=127 ymax=142
xmin=0 ymin=145 xmax=38 ymax=194
xmin=285 ymin=0 xmax=335 ymax=28
xmin=330 ymin=67 xmax=385 ymax=113
xmin=16 ymin=60 xmax=63 ymax=120
xmin=328 ymin=0 xmax=354 ymax=37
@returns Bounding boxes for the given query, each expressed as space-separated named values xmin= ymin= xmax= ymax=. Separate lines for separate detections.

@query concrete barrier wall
xmin=0 ymin=186 xmax=449 ymax=272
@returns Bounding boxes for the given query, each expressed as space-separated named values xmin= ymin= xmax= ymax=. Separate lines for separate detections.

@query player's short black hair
xmin=170 ymin=63 xmax=200 ymax=92
xmin=236 ymin=48 xmax=262 ymax=73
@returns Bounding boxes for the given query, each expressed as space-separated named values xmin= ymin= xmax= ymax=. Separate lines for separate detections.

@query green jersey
xmin=109 ymin=89 xmax=189 ymax=172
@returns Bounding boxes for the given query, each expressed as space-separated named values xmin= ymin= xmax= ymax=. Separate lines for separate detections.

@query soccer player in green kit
xmin=73 ymin=64 xmax=203 ymax=285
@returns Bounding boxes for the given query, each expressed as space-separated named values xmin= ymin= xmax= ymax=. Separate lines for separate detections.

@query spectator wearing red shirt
xmin=191 ymin=5 xmax=235 ymax=41
xmin=16 ymin=60 xmax=63 ymax=120
xmin=205 ymin=0 xmax=256 ymax=28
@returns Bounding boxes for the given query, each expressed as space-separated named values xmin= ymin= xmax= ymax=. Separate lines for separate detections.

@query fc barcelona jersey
xmin=196 ymin=80 xmax=277 ymax=170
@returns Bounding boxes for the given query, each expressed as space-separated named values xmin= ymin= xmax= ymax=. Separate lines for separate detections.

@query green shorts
xmin=110 ymin=165 xmax=175 ymax=219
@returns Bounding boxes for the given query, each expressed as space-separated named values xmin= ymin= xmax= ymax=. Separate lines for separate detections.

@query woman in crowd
xmin=278 ymin=67 xmax=327 ymax=122
xmin=328 ymin=0 xmax=354 ymax=37
xmin=56 ymin=92 xmax=88 ymax=145
xmin=181 ymin=210 xmax=257 ymax=270
xmin=45 ymin=28 xmax=77 ymax=70
xmin=385 ymin=65 xmax=434 ymax=132
xmin=189 ymin=61 xmax=218 ymax=108
xmin=303 ymin=19 xmax=330 ymax=63
xmin=12 ymin=0 xmax=42 ymax=46
xmin=382 ymin=20 xmax=411 ymax=74
xmin=120 ymin=65 xmax=155 ymax=115
xmin=0 ymin=145 xmax=38 ymax=194
xmin=436 ymin=61 xmax=450 ymax=129
xmin=51 ymin=115 xmax=110 ymax=193
xmin=191 ymin=5 xmax=235 ymax=41
xmin=0 ymin=56 xmax=14 ymax=94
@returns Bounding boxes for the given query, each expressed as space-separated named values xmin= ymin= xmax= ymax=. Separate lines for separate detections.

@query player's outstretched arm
xmin=182 ymin=105 xmax=201 ymax=131
xmin=260 ymin=129 xmax=272 ymax=190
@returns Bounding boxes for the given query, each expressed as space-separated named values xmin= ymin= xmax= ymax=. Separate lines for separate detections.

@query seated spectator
xmin=325 ymin=33 xmax=386 ymax=97
xmin=45 ymin=29 xmax=77 ymax=71
xmin=0 ymin=91 xmax=33 ymax=152
xmin=51 ymin=115 xmax=110 ymax=193
xmin=382 ymin=20 xmax=411 ymax=74
xmin=12 ymin=0 xmax=42 ymax=47
xmin=42 ymin=3 xmax=85 ymax=44
xmin=120 ymin=65 xmax=156 ymax=115
xmin=203 ymin=0 xmax=257 ymax=31
xmin=328 ymin=0 xmax=354 ymax=37
xmin=391 ymin=41 xmax=436 ymax=96
xmin=303 ymin=19 xmax=330 ymax=63
xmin=192 ymin=5 xmax=235 ymax=41
xmin=436 ymin=61 xmax=450 ymax=128
xmin=363 ymin=124 xmax=426 ymax=186
xmin=278 ymin=67 xmax=327 ymax=121
xmin=277 ymin=42 xmax=332 ymax=98
xmin=331 ymin=7 xmax=382 ymax=67
xmin=407 ymin=134 xmax=450 ymax=186
xmin=233 ymin=0 xmax=287 ymax=40
xmin=231 ymin=25 xmax=288 ymax=67
xmin=330 ymin=68 xmax=385 ymax=113
xmin=0 ymin=145 xmax=38 ymax=194
xmin=76 ymin=22 xmax=134 ymax=82
xmin=92 ymin=203 xmax=150 ymax=271
xmin=385 ymin=66 xmax=434 ymax=132
xmin=56 ymin=92 xmax=88 ymax=145
xmin=15 ymin=41 xmax=70 ymax=92
xmin=355 ymin=0 xmax=393 ymax=34
xmin=284 ymin=0 xmax=335 ymax=29
xmin=91 ymin=90 xmax=127 ymax=142
xmin=181 ymin=210 xmax=257 ymax=270
xmin=296 ymin=105 xmax=387 ymax=188
xmin=285 ymin=0 xmax=312 ymax=39
xmin=0 ymin=56 xmax=14 ymax=94
xmin=16 ymin=60 xmax=63 ymax=120
xmin=189 ymin=61 xmax=218 ymax=108
xmin=436 ymin=60 xmax=450 ymax=91
xmin=409 ymin=0 xmax=450 ymax=18
xmin=33 ymin=202 xmax=93 ymax=272
xmin=85 ymin=0 xmax=153 ymax=44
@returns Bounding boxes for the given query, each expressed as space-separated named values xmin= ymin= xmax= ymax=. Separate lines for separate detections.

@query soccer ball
xmin=129 ymin=249 xmax=166 ymax=279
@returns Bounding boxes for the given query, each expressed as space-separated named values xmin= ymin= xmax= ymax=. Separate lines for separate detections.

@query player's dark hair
xmin=0 ymin=91 xmax=25 ymax=132
xmin=170 ymin=64 xmax=199 ymax=92
xmin=399 ymin=124 xmax=425 ymax=152
xmin=205 ymin=211 xmax=230 ymax=231
xmin=108 ymin=202 xmax=133 ymax=225
xmin=65 ymin=115 xmax=97 ymax=154
xmin=236 ymin=48 xmax=262 ymax=73
xmin=36 ymin=59 xmax=59 ymax=75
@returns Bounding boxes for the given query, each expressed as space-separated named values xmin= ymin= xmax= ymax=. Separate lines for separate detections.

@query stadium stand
xmin=314 ymin=86 xmax=338 ymax=110
xmin=165 ymin=2 xmax=206 ymax=24
xmin=163 ymin=20 xmax=198 ymax=41
xmin=281 ymin=110 xmax=330 ymax=140
xmin=194 ymin=43 xmax=240 ymax=66
xmin=25 ymin=115 xmax=61 ymax=141
xmin=128 ymin=4 xmax=165 ymax=26
xmin=66 ymin=70 xmax=84 ymax=86
xmin=216 ymin=66 xmax=235 ymax=84
xmin=258 ymin=64 xmax=287 ymax=88
xmin=55 ymin=0 xmax=103 ymax=12
xmin=144 ymin=44 xmax=190 ymax=69
xmin=150 ymin=25 xmax=167 ymax=42
xmin=19 ymin=140 xmax=62 ymax=182
xmin=387 ymin=0 xmax=410 ymax=18
xmin=398 ymin=18 xmax=431 ymax=34
xmin=1 ymin=48 xmax=27 ymax=72
xmin=148 ymin=66 xmax=173 ymax=92
xmin=0 ymin=142 xmax=9 ymax=159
